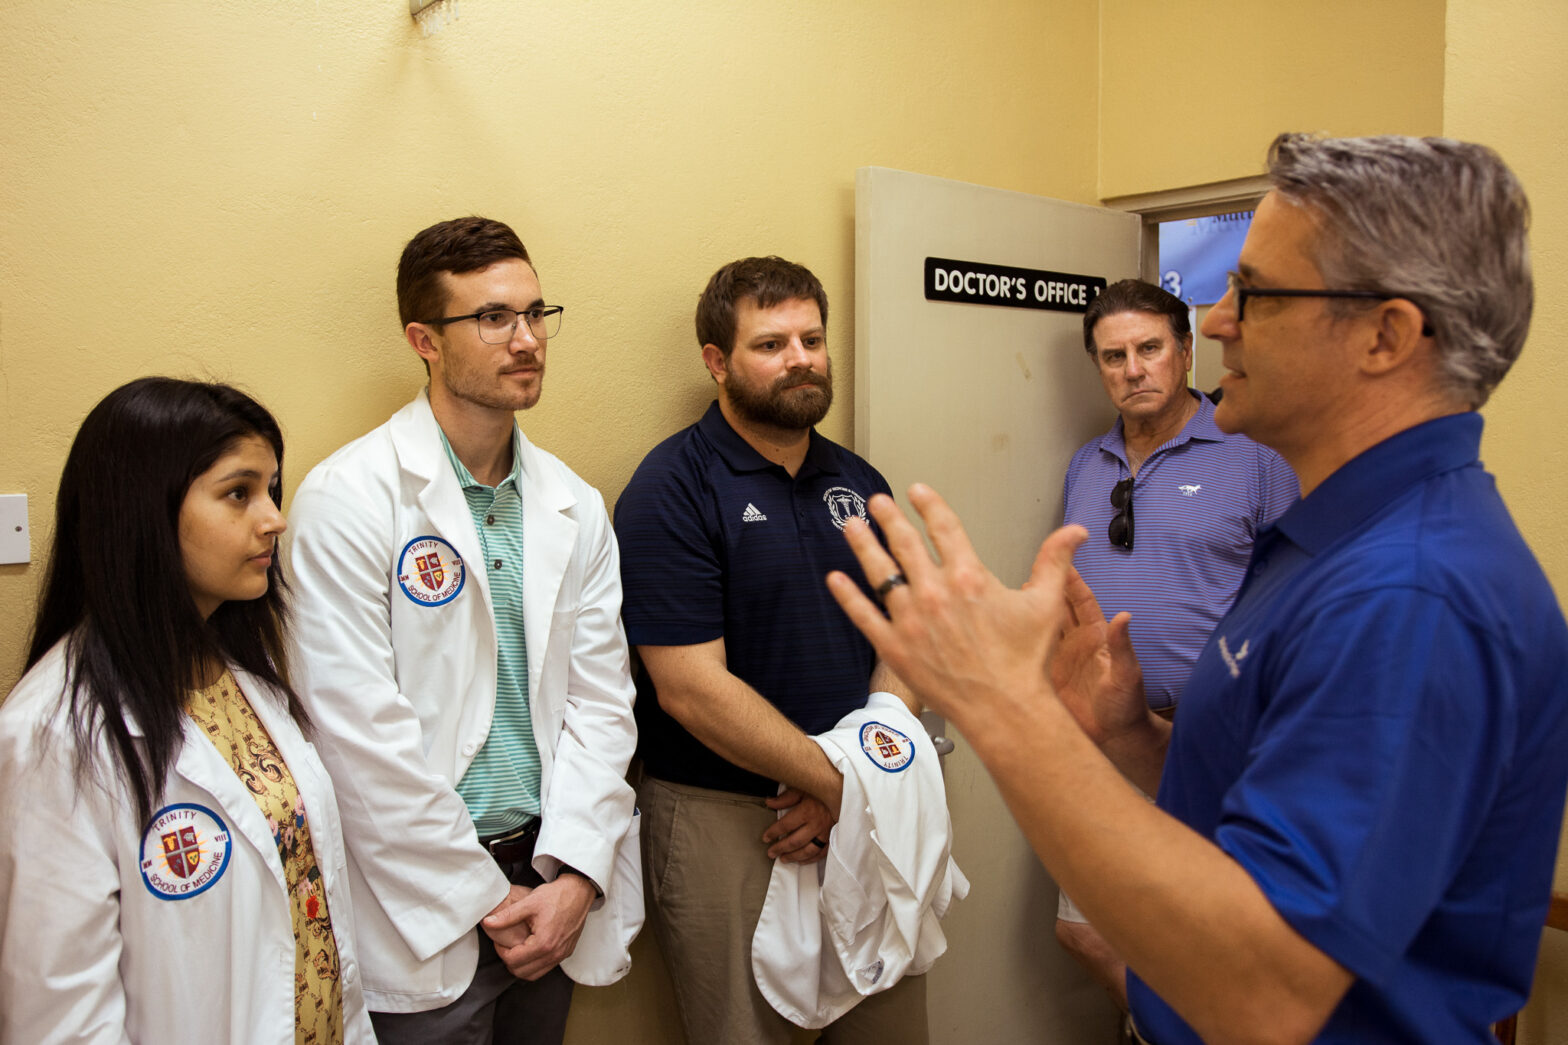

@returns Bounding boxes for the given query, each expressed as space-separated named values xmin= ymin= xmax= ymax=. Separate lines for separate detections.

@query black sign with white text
xmin=924 ymin=257 xmax=1105 ymax=314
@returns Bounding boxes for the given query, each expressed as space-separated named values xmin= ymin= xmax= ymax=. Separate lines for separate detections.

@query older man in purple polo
xmin=1055 ymin=278 xmax=1297 ymax=1010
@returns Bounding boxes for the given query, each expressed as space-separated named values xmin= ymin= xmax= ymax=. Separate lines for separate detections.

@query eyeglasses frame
xmin=416 ymin=305 xmax=566 ymax=344
xmin=1226 ymin=273 xmax=1432 ymax=336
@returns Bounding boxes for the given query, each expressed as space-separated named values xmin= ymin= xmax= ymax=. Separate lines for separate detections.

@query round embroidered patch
xmin=859 ymin=721 xmax=916 ymax=773
xmin=822 ymin=486 xmax=868 ymax=531
xmin=141 ymin=803 xmax=233 ymax=900
xmin=397 ymin=535 xmax=465 ymax=606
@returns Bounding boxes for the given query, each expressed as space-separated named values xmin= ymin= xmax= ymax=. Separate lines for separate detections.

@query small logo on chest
xmin=1177 ymin=483 xmax=1202 ymax=497
xmin=396 ymin=536 xmax=465 ymax=606
xmin=140 ymin=803 xmax=233 ymax=900
xmin=1218 ymin=635 xmax=1251 ymax=678
xmin=741 ymin=502 xmax=768 ymax=523
xmin=823 ymin=487 xmax=869 ymax=530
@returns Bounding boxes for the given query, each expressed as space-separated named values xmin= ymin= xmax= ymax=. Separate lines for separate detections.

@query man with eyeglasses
xmin=613 ymin=256 xmax=933 ymax=1044
xmin=1055 ymin=279 xmax=1296 ymax=1008
xmin=287 ymin=216 xmax=642 ymax=1045
xmin=824 ymin=134 xmax=1568 ymax=1044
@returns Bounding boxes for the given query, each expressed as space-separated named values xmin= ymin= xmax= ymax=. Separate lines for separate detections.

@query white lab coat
xmin=287 ymin=390 xmax=642 ymax=1012
xmin=0 ymin=642 xmax=376 ymax=1045
xmin=751 ymin=693 xmax=969 ymax=1029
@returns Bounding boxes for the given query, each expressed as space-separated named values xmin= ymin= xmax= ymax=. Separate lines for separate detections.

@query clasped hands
xmin=761 ymin=786 xmax=838 ymax=864
xmin=480 ymin=872 xmax=597 ymax=980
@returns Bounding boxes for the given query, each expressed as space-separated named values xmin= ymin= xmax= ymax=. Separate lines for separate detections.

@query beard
xmin=724 ymin=361 xmax=834 ymax=431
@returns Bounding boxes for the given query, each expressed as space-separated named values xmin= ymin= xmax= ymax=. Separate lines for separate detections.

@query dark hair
xmin=397 ymin=216 xmax=532 ymax=329
xmin=1267 ymin=133 xmax=1531 ymax=408
xmin=1083 ymin=278 xmax=1191 ymax=356
xmin=695 ymin=256 xmax=829 ymax=356
xmin=26 ymin=377 xmax=304 ymax=828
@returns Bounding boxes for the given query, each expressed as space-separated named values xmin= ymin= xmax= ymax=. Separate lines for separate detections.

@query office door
xmin=854 ymin=166 xmax=1140 ymax=1044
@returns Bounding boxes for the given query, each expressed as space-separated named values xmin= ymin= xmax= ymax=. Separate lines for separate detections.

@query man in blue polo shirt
xmin=1055 ymin=279 xmax=1296 ymax=1003
xmin=615 ymin=256 xmax=928 ymax=1044
xmin=823 ymin=134 xmax=1568 ymax=1044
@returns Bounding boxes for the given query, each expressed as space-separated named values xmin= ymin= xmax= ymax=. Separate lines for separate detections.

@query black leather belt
xmin=479 ymin=819 xmax=539 ymax=865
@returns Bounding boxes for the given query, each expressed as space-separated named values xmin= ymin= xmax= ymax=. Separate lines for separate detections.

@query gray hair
xmin=1267 ymin=133 xmax=1532 ymax=408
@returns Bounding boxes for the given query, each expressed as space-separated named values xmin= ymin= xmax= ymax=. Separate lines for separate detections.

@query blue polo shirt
xmin=1064 ymin=392 xmax=1297 ymax=709
xmin=614 ymin=401 xmax=892 ymax=795
xmin=1128 ymin=412 xmax=1568 ymax=1043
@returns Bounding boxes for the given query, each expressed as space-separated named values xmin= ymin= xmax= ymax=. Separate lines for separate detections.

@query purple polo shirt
xmin=1063 ymin=392 xmax=1297 ymax=710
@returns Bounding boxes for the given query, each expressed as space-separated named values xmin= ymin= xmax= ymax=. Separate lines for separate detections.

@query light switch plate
xmin=0 ymin=495 xmax=29 ymax=564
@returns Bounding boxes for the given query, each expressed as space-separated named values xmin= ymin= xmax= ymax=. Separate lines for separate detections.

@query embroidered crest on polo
xmin=859 ymin=721 xmax=915 ymax=773
xmin=397 ymin=535 xmax=465 ymax=606
xmin=1178 ymin=483 xmax=1202 ymax=496
xmin=822 ymin=486 xmax=868 ymax=530
xmin=141 ymin=803 xmax=232 ymax=900
xmin=742 ymin=502 xmax=768 ymax=523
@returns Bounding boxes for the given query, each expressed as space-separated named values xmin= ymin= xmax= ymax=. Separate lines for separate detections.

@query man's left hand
xmin=481 ymin=872 xmax=598 ymax=980
xmin=763 ymin=787 xmax=836 ymax=863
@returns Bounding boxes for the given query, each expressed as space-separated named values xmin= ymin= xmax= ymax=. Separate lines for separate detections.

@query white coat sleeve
xmin=0 ymin=719 xmax=131 ymax=1045
xmin=287 ymin=483 xmax=509 ymax=961
xmin=533 ymin=490 xmax=638 ymax=890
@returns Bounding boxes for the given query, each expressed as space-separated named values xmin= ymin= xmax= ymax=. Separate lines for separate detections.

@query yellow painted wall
xmin=0 ymin=0 xmax=1098 ymax=686
xmin=5 ymin=1 xmax=1565 ymax=1041
xmin=1445 ymin=3 xmax=1568 ymax=1041
xmin=0 ymin=2 xmax=1099 ymax=1042
xmin=1097 ymin=0 xmax=1446 ymax=199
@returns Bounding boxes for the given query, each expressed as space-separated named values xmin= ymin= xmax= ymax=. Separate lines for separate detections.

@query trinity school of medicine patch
xmin=397 ymin=535 xmax=465 ymax=606
xmin=140 ymin=803 xmax=232 ymax=900
xmin=859 ymin=721 xmax=916 ymax=773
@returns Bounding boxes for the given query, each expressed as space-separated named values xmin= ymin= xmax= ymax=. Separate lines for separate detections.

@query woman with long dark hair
xmin=0 ymin=377 xmax=374 ymax=1044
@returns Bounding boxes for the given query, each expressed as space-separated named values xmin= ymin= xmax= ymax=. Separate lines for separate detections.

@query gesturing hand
xmin=1050 ymin=568 xmax=1148 ymax=746
xmin=824 ymin=484 xmax=1085 ymax=738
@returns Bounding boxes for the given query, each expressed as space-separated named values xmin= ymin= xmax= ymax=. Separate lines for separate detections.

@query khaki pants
xmin=639 ymin=775 xmax=929 ymax=1045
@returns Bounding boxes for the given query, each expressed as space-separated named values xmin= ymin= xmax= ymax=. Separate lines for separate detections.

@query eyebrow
xmin=475 ymin=298 xmax=545 ymax=312
xmin=213 ymin=467 xmax=273 ymax=483
xmin=750 ymin=326 xmax=825 ymax=343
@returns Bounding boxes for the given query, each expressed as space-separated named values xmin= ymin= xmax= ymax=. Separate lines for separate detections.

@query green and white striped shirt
xmin=440 ymin=424 xmax=542 ymax=837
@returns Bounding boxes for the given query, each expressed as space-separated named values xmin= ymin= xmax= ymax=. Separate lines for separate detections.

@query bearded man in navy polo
xmin=614 ymin=256 xmax=930 ymax=1045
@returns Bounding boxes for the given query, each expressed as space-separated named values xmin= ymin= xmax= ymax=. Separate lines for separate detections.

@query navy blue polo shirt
xmin=1128 ymin=413 xmax=1568 ymax=1043
xmin=614 ymin=401 xmax=892 ymax=795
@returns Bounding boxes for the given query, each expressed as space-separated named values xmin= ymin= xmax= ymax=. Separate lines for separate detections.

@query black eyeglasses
xmin=1226 ymin=272 xmax=1432 ymax=335
xmin=418 ymin=305 xmax=565 ymax=344
xmin=1108 ymin=477 xmax=1134 ymax=550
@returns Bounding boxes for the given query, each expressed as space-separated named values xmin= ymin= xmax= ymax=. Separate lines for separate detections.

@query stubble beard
xmin=442 ymin=357 xmax=544 ymax=413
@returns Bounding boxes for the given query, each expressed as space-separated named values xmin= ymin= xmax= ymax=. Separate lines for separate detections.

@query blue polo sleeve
xmin=613 ymin=459 xmax=725 ymax=648
xmin=1214 ymin=584 xmax=1512 ymax=985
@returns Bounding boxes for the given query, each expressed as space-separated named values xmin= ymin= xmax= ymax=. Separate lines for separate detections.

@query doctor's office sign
xmin=924 ymin=256 xmax=1105 ymax=314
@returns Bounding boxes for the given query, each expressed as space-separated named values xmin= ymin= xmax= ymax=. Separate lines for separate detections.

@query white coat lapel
xmin=169 ymin=709 xmax=289 ymax=895
xmin=392 ymin=393 xmax=492 ymax=612
xmin=238 ymin=668 xmax=346 ymax=879
xmin=518 ymin=435 xmax=577 ymax=701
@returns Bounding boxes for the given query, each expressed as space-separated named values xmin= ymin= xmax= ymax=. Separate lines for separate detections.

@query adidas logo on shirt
xmin=742 ymin=503 xmax=768 ymax=523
